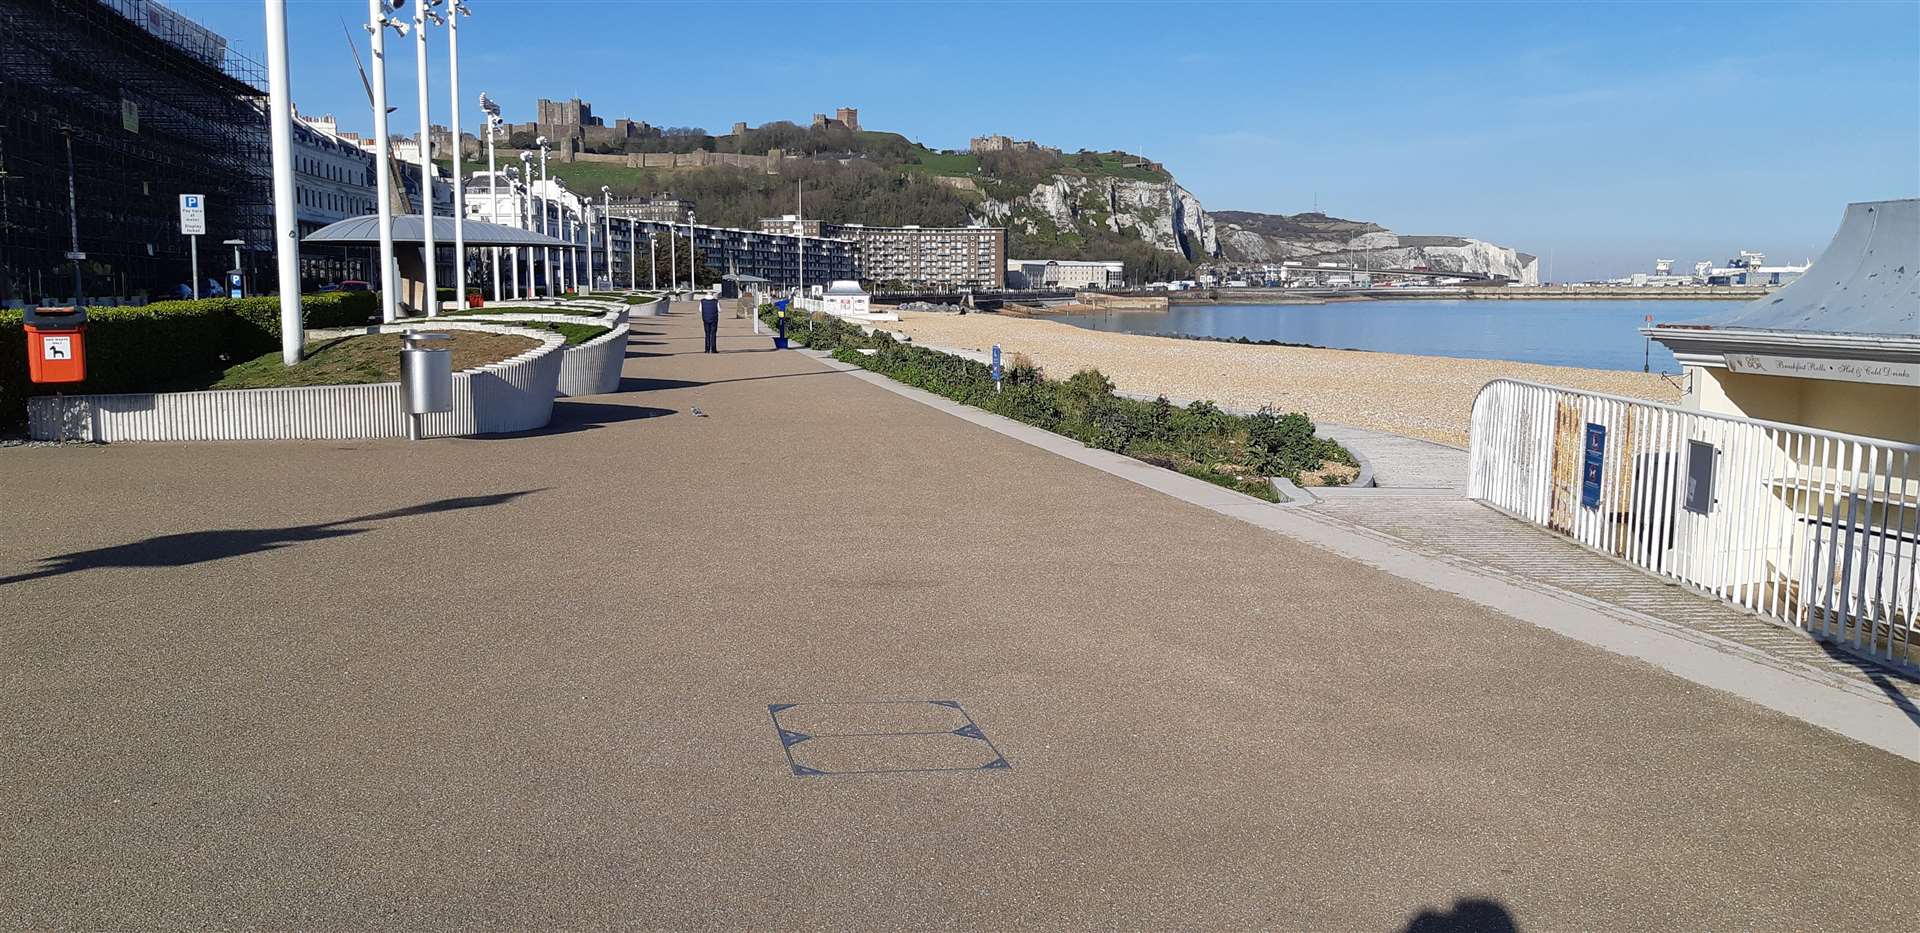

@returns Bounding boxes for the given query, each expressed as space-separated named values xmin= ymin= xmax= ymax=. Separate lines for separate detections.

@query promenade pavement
xmin=1 ymin=303 xmax=1915 ymax=930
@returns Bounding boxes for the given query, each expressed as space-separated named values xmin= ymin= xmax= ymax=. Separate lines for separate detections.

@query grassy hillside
xmin=443 ymin=120 xmax=1188 ymax=280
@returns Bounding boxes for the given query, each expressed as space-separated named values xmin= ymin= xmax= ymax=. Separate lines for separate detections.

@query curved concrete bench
xmin=555 ymin=323 xmax=630 ymax=396
xmin=27 ymin=322 xmax=564 ymax=442
xmin=435 ymin=309 xmax=631 ymax=397
xmin=621 ymin=296 xmax=667 ymax=317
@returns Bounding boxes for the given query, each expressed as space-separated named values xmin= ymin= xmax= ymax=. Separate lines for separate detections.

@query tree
xmin=655 ymin=234 xmax=717 ymax=287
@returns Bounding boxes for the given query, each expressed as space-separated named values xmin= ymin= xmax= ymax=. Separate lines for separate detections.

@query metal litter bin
xmin=400 ymin=331 xmax=452 ymax=439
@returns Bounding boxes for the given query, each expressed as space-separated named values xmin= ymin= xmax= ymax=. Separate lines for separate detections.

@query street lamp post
xmin=265 ymin=0 xmax=302 ymax=363
xmin=504 ymin=167 xmax=519 ymax=298
xmin=601 ymin=186 xmax=612 ymax=289
xmin=649 ymin=230 xmax=656 ymax=290
xmin=480 ymin=93 xmax=501 ymax=302
xmin=364 ymin=0 xmax=406 ymax=323
xmin=447 ymin=1 xmax=471 ymax=310
xmin=59 ymin=129 xmax=82 ymax=306
xmin=413 ymin=0 xmax=445 ymax=316
xmin=686 ymin=209 xmax=696 ymax=293
xmin=518 ymin=151 xmax=534 ymax=297
xmin=582 ymin=202 xmax=593 ymax=293
xmin=536 ymin=137 xmax=551 ymax=296
xmin=556 ymin=184 xmax=570 ymax=293
xmin=668 ymin=225 xmax=676 ymax=292
xmin=628 ymin=218 xmax=637 ymax=290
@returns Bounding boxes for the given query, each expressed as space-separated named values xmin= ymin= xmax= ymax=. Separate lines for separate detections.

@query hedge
xmin=758 ymin=305 xmax=1357 ymax=500
xmin=2 ymin=291 xmax=379 ymax=431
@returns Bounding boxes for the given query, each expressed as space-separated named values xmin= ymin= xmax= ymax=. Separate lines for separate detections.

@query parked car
xmin=334 ymin=280 xmax=370 ymax=292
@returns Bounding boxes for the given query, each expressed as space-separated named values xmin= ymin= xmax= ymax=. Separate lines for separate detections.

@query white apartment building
xmin=760 ymin=216 xmax=1007 ymax=290
xmin=1006 ymin=259 xmax=1124 ymax=290
xmin=292 ymin=112 xmax=377 ymax=286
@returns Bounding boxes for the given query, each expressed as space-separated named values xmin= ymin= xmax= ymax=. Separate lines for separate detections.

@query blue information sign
xmin=991 ymin=344 xmax=1002 ymax=383
xmin=1580 ymin=423 xmax=1606 ymax=509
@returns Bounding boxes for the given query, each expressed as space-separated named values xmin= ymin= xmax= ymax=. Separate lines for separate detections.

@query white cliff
xmin=1214 ymin=212 xmax=1538 ymax=284
xmin=978 ymin=175 xmax=1219 ymax=260
xmin=975 ymin=173 xmax=1533 ymax=283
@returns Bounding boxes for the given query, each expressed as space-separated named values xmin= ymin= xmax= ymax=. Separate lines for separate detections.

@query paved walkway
xmin=1315 ymin=423 xmax=1469 ymax=490
xmin=1 ymin=303 xmax=1914 ymax=930
xmin=1301 ymin=493 xmax=1920 ymax=708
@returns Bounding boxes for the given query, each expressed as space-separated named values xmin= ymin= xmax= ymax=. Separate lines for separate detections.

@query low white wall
xmin=27 ymin=322 xmax=564 ymax=442
xmin=556 ymin=324 xmax=630 ymax=396
xmin=436 ymin=309 xmax=632 ymax=397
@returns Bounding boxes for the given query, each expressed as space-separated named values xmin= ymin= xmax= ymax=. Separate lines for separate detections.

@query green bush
xmin=1 ymin=291 xmax=379 ymax=431
xmin=811 ymin=335 xmax=1358 ymax=502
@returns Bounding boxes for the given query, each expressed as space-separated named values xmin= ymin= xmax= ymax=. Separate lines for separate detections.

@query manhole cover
xmin=767 ymin=700 xmax=1010 ymax=777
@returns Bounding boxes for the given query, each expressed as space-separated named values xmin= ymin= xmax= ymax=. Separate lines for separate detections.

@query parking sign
xmin=179 ymin=194 xmax=206 ymax=235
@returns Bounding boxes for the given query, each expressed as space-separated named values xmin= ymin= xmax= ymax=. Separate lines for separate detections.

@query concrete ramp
xmin=1692 ymin=198 xmax=1918 ymax=336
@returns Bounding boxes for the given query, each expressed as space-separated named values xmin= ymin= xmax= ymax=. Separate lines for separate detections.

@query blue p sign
xmin=991 ymin=344 xmax=1002 ymax=383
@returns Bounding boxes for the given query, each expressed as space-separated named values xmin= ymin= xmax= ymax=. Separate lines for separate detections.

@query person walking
xmin=700 ymin=297 xmax=720 ymax=354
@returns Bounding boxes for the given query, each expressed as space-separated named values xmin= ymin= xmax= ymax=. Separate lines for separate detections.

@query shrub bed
xmin=436 ymin=317 xmax=609 ymax=346
xmin=2 ymin=291 xmax=378 ymax=430
xmin=760 ymin=307 xmax=1356 ymax=500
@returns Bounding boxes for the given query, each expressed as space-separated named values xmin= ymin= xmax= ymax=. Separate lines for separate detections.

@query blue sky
xmin=175 ymin=0 xmax=1918 ymax=279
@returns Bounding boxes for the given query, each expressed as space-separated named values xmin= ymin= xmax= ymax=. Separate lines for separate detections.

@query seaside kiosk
xmin=1469 ymin=198 xmax=1917 ymax=670
xmin=1636 ymin=198 xmax=1919 ymax=661
xmin=1644 ymin=198 xmax=1919 ymax=443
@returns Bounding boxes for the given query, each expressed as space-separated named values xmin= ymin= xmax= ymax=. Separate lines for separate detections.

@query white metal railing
xmin=1469 ymin=378 xmax=1919 ymax=667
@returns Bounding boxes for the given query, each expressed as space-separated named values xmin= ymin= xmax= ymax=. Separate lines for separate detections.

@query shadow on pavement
xmin=0 ymin=490 xmax=543 ymax=588
xmin=616 ymin=371 xmax=837 ymax=394
xmin=1402 ymin=898 xmax=1520 ymax=933
xmin=466 ymin=400 xmax=677 ymax=439
xmin=1815 ymin=637 xmax=1920 ymax=727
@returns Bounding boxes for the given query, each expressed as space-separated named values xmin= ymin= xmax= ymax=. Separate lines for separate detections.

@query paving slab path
xmin=1 ymin=303 xmax=1915 ymax=931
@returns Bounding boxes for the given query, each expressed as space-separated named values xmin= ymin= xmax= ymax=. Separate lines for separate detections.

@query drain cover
xmin=767 ymin=700 xmax=1010 ymax=777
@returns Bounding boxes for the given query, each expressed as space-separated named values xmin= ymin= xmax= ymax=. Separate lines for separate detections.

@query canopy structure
xmin=301 ymin=214 xmax=570 ymax=249
xmin=1647 ymin=199 xmax=1920 ymax=366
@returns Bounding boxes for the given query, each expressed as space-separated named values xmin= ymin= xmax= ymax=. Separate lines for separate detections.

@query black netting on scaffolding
xmin=0 ymin=0 xmax=271 ymax=305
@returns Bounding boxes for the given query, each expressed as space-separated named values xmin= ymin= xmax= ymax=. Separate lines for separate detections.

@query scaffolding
xmin=0 ymin=0 xmax=270 ymax=306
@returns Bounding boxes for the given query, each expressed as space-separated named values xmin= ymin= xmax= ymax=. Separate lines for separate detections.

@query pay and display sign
xmin=178 ymin=194 xmax=206 ymax=236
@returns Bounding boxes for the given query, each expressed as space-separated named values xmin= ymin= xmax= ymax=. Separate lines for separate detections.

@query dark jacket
xmin=699 ymin=298 xmax=720 ymax=323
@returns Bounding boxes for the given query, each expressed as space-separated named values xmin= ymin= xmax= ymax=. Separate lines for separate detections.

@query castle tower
xmin=835 ymin=107 xmax=859 ymax=131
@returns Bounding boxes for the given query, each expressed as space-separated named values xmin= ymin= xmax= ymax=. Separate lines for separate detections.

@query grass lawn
xmin=212 ymin=332 xmax=540 ymax=389
xmin=436 ymin=318 xmax=610 ymax=346
xmin=1087 ymin=156 xmax=1169 ymax=182
xmin=905 ymin=148 xmax=980 ymax=177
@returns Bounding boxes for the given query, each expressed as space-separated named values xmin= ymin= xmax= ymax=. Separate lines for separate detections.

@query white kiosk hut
xmin=1470 ymin=199 xmax=1918 ymax=669
xmin=806 ymin=280 xmax=898 ymax=322
xmin=1645 ymin=199 xmax=1919 ymax=443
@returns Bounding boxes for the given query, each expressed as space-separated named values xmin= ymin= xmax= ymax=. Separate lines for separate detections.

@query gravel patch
xmin=884 ymin=313 xmax=1684 ymax=447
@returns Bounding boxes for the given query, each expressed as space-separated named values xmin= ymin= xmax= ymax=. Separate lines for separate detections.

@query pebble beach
xmin=883 ymin=312 xmax=1684 ymax=447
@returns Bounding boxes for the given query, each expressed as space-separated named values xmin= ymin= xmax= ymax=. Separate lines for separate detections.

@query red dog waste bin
xmin=23 ymin=306 xmax=88 ymax=384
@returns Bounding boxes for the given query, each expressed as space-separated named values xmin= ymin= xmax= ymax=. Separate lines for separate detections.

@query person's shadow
xmin=1402 ymin=898 xmax=1519 ymax=933
xmin=0 ymin=490 xmax=542 ymax=587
